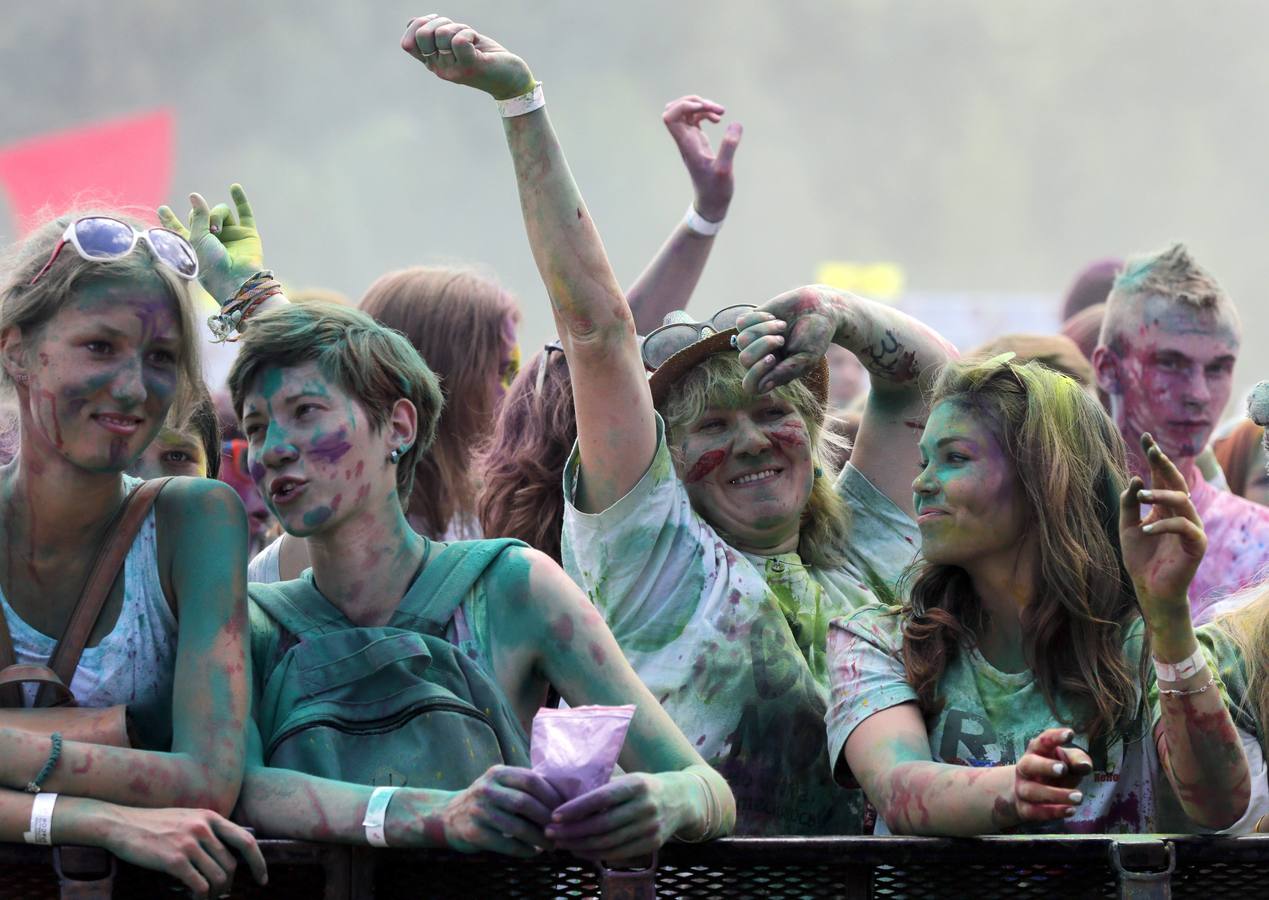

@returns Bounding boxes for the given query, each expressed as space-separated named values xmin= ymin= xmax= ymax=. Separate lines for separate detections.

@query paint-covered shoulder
xmin=154 ymin=475 xmax=248 ymax=525
xmin=831 ymin=603 xmax=904 ymax=651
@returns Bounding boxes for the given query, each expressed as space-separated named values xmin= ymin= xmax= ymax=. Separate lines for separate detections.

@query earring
xmin=388 ymin=444 xmax=410 ymax=464
xmin=814 ymin=466 xmax=824 ymax=478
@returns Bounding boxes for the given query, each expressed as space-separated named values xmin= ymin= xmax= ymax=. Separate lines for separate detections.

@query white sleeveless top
xmin=0 ymin=476 xmax=178 ymax=749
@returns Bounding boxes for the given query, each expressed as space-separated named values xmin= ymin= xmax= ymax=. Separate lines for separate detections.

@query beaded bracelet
xmin=26 ymin=732 xmax=62 ymax=794
xmin=208 ymin=270 xmax=285 ymax=343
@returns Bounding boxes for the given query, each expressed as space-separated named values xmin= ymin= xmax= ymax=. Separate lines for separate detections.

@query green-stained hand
xmin=1119 ymin=433 xmax=1206 ymax=628
xmin=401 ymin=15 xmax=535 ymax=100
xmin=734 ymin=287 xmax=840 ymax=395
xmin=438 ymin=765 xmax=563 ymax=858
xmin=158 ymin=184 xmax=264 ymax=306
xmin=545 ymin=772 xmax=689 ymax=862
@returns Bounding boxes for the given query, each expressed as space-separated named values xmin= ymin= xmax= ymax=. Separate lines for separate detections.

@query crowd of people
xmin=0 ymin=13 xmax=1266 ymax=897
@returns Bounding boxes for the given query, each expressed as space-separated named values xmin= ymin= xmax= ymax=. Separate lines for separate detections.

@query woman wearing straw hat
xmin=403 ymin=13 xmax=956 ymax=834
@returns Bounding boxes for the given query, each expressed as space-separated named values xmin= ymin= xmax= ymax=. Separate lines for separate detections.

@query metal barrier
xmin=3 ymin=834 xmax=1268 ymax=898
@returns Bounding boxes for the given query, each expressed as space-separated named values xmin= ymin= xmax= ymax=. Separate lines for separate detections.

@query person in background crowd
xmin=1061 ymin=302 xmax=1106 ymax=366
xmin=401 ymin=13 xmax=957 ymax=834
xmin=0 ymin=212 xmax=262 ymax=895
xmin=127 ymin=383 xmax=220 ymax=480
xmin=827 ymin=357 xmax=1251 ymax=834
xmin=1061 ymin=258 xmax=1121 ymax=322
xmin=826 ymin=344 xmax=869 ymax=414
xmin=972 ymin=333 xmax=1095 ymax=390
xmin=1092 ymin=243 xmax=1269 ymax=618
xmin=1213 ymin=418 xmax=1269 ymax=509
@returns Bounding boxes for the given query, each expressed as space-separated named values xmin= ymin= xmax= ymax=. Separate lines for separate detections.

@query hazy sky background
xmin=2 ymin=1 xmax=1267 ymax=415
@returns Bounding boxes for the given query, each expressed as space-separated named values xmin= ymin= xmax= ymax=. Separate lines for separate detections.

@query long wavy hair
xmin=359 ymin=267 xmax=519 ymax=538
xmin=900 ymin=357 xmax=1145 ymax=740
xmin=1213 ymin=590 xmax=1269 ymax=754
xmin=476 ymin=346 xmax=575 ymax=563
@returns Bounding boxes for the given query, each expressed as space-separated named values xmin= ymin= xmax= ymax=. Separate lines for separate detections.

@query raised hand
xmin=662 ymin=95 xmax=742 ymax=223
xmin=401 ymin=15 xmax=535 ymax=100
xmin=158 ymin=184 xmax=264 ymax=305
xmin=734 ymin=287 xmax=838 ymax=395
xmin=1010 ymin=728 xmax=1093 ymax=824
xmin=1119 ymin=432 xmax=1206 ymax=627
xmin=439 ymin=765 xmax=563 ymax=858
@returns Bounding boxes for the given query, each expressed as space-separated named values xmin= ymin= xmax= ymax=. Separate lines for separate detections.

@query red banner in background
xmin=0 ymin=109 xmax=174 ymax=235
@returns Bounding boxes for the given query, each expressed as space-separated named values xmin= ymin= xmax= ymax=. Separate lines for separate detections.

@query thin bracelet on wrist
xmin=26 ymin=732 xmax=62 ymax=794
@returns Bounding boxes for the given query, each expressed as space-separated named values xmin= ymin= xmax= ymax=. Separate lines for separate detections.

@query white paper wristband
xmin=24 ymin=792 xmax=57 ymax=845
xmin=683 ymin=205 xmax=724 ymax=236
xmin=497 ymin=83 xmax=545 ymax=118
xmin=1154 ymin=646 xmax=1207 ymax=684
xmin=363 ymin=786 xmax=400 ymax=848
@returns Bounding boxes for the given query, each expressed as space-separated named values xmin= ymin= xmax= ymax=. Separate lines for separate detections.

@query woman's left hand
xmin=158 ymin=183 xmax=265 ymax=305
xmin=543 ymin=773 xmax=684 ymax=862
xmin=734 ymin=287 xmax=840 ymax=395
xmin=1119 ymin=433 xmax=1206 ymax=625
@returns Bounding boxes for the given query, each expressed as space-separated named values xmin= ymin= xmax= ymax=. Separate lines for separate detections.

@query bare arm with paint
xmin=845 ymin=707 xmax=1090 ymax=836
xmin=402 ymin=15 xmax=655 ymax=515
xmin=0 ymin=788 xmax=265 ymax=895
xmin=237 ymin=722 xmax=568 ymax=857
xmin=480 ymin=548 xmax=735 ymax=858
xmin=0 ymin=480 xmax=251 ymax=814
xmin=1121 ymin=434 xmax=1251 ymax=828
xmin=735 ymin=287 xmax=957 ymax=515
xmin=625 ymin=96 xmax=741 ymax=334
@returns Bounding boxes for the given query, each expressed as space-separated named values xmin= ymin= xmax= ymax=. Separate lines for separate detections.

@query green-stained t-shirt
xmin=827 ymin=606 xmax=1161 ymax=834
xmin=560 ymin=415 xmax=914 ymax=835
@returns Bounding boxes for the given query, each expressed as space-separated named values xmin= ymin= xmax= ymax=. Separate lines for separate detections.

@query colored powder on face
xmin=769 ymin=423 xmax=807 ymax=449
xmin=685 ymin=449 xmax=727 ymax=483
xmin=308 ymin=430 xmax=353 ymax=466
xmin=303 ymin=506 xmax=334 ymax=528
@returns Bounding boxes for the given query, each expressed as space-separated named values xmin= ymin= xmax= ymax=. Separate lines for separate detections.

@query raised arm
xmin=1120 ymin=434 xmax=1251 ymax=829
xmin=625 ymin=95 xmax=741 ymax=333
xmin=0 ymin=480 xmax=250 ymax=815
xmin=734 ymin=287 xmax=957 ymax=514
xmin=402 ymin=15 xmax=655 ymax=514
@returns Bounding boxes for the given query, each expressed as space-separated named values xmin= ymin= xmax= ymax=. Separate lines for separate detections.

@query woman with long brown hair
xmin=823 ymin=356 xmax=1250 ymax=834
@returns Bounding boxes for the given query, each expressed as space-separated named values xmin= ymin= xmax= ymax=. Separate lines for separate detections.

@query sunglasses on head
xmin=29 ymin=216 xmax=199 ymax=286
xmin=640 ymin=304 xmax=756 ymax=371
xmin=535 ymin=340 xmax=565 ymax=394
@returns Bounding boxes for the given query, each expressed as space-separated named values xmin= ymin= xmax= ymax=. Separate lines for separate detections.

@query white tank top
xmin=0 ymin=477 xmax=178 ymax=749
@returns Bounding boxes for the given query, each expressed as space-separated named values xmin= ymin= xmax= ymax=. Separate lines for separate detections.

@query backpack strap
xmin=248 ymin=574 xmax=349 ymax=639
xmin=391 ymin=539 xmax=527 ymax=636
xmin=34 ymin=477 xmax=172 ymax=707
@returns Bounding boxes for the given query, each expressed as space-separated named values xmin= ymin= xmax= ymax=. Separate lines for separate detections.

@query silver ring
xmin=438 ymin=47 xmax=455 ymax=54
xmin=420 ymin=50 xmax=439 ymax=58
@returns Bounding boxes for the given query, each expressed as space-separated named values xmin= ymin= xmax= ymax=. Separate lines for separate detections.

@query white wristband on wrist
xmin=497 ymin=83 xmax=545 ymax=118
xmin=363 ymin=786 xmax=399 ymax=848
xmin=24 ymin=792 xmax=57 ymax=845
xmin=683 ymin=205 xmax=724 ymax=236
xmin=1154 ymin=646 xmax=1206 ymax=683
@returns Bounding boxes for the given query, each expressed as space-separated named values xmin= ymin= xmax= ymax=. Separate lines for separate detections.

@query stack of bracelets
xmin=208 ymin=270 xmax=285 ymax=342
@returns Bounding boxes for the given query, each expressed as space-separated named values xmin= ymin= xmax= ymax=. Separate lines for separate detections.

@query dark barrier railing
xmin=3 ymin=834 xmax=1268 ymax=899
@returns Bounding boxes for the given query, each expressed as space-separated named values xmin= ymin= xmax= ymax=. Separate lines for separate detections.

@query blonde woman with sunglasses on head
xmin=0 ymin=213 xmax=265 ymax=896
xmin=404 ymin=13 xmax=957 ymax=835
